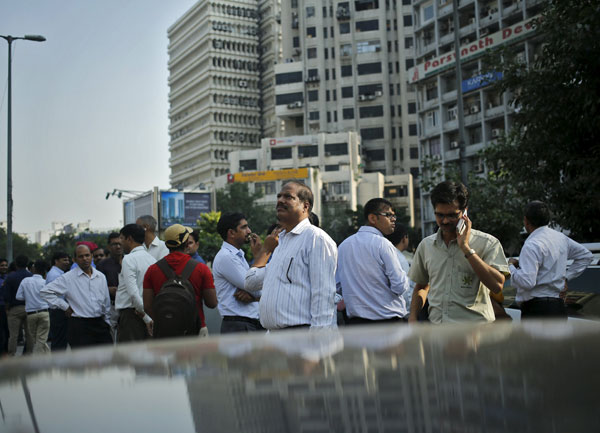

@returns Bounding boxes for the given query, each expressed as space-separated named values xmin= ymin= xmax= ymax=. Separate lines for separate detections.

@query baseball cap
xmin=164 ymin=224 xmax=191 ymax=248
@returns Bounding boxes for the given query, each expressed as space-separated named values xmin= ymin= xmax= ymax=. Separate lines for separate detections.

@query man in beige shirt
xmin=408 ymin=181 xmax=509 ymax=323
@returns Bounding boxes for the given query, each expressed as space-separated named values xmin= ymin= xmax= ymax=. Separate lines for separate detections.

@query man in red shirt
xmin=143 ymin=224 xmax=217 ymax=337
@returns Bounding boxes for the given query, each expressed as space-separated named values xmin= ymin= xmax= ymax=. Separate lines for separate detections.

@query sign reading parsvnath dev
xmin=407 ymin=15 xmax=539 ymax=83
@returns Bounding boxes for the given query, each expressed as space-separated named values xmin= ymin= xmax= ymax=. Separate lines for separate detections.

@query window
xmin=308 ymin=68 xmax=318 ymax=77
xmin=239 ymin=159 xmax=257 ymax=171
xmin=409 ymin=123 xmax=418 ymax=136
xmin=333 ymin=89 xmax=337 ymax=101
xmin=358 ymin=83 xmax=383 ymax=95
xmin=332 ymin=68 xmax=336 ymax=79
xmin=384 ymin=185 xmax=408 ymax=197
xmin=429 ymin=138 xmax=441 ymax=156
xmin=293 ymin=37 xmax=300 ymax=48
xmin=307 ymin=27 xmax=316 ymax=37
xmin=307 ymin=47 xmax=317 ymax=58
xmin=308 ymin=90 xmax=319 ymax=101
xmin=408 ymin=102 xmax=416 ymax=114
xmin=360 ymin=127 xmax=385 ymax=140
xmin=357 ymin=62 xmax=382 ymax=75
xmin=276 ymin=92 xmax=303 ymax=105
xmin=255 ymin=181 xmax=276 ymax=195
xmin=365 ymin=149 xmax=385 ymax=160
xmin=405 ymin=59 xmax=414 ymax=70
xmin=325 ymin=69 xmax=330 ymax=80
xmin=356 ymin=40 xmax=382 ymax=54
xmin=403 ymin=15 xmax=412 ymax=26
xmin=343 ymin=107 xmax=355 ymax=119
xmin=426 ymin=85 xmax=438 ymax=100
xmin=309 ymin=111 xmax=320 ymax=120
xmin=325 ymin=165 xmax=339 ymax=172
xmin=298 ymin=145 xmax=318 ymax=157
xmin=421 ymin=2 xmax=434 ymax=23
xmin=342 ymin=86 xmax=354 ymax=98
xmin=325 ymin=142 xmax=348 ymax=155
xmin=341 ymin=65 xmax=353 ymax=77
xmin=355 ymin=0 xmax=379 ymax=12
xmin=340 ymin=22 xmax=351 ymax=33
xmin=306 ymin=6 xmax=315 ymax=17
xmin=271 ymin=147 xmax=292 ymax=159
xmin=410 ymin=147 xmax=419 ymax=159
xmin=340 ymin=43 xmax=353 ymax=57
xmin=325 ymin=181 xmax=350 ymax=194
xmin=359 ymin=105 xmax=384 ymax=118
xmin=326 ymin=90 xmax=330 ymax=101
xmin=275 ymin=71 xmax=303 ymax=85
xmin=390 ymin=105 xmax=395 ymax=116
xmin=426 ymin=110 xmax=438 ymax=128
xmin=323 ymin=27 xmax=328 ymax=38
xmin=356 ymin=19 xmax=379 ymax=32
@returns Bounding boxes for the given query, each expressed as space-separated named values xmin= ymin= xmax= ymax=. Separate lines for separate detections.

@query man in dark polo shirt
xmin=97 ymin=232 xmax=123 ymax=339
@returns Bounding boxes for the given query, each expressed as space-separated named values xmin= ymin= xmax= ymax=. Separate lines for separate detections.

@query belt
xmin=27 ymin=309 xmax=48 ymax=315
xmin=69 ymin=316 xmax=105 ymax=321
xmin=222 ymin=315 xmax=261 ymax=326
xmin=522 ymin=297 xmax=562 ymax=305
xmin=279 ymin=324 xmax=310 ymax=330
xmin=347 ymin=316 xmax=407 ymax=325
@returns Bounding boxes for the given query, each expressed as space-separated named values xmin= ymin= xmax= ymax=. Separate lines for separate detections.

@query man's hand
xmin=146 ymin=320 xmax=154 ymax=337
xmin=262 ymin=227 xmax=282 ymax=254
xmin=249 ymin=233 xmax=263 ymax=257
xmin=508 ymin=258 xmax=519 ymax=267
xmin=65 ymin=306 xmax=74 ymax=318
xmin=234 ymin=289 xmax=256 ymax=303
xmin=108 ymin=286 xmax=118 ymax=298
xmin=457 ymin=214 xmax=472 ymax=253
xmin=251 ymin=227 xmax=283 ymax=268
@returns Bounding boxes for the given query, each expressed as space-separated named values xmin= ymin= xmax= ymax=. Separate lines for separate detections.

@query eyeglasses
xmin=434 ymin=212 xmax=462 ymax=220
xmin=375 ymin=212 xmax=397 ymax=220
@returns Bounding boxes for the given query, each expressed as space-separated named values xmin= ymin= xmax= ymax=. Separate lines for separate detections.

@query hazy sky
xmin=0 ymin=0 xmax=198 ymax=235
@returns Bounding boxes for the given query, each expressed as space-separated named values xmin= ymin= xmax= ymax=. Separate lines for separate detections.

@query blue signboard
xmin=462 ymin=71 xmax=503 ymax=93
xmin=160 ymin=191 xmax=211 ymax=229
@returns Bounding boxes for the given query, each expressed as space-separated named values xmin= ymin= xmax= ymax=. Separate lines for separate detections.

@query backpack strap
xmin=180 ymin=259 xmax=197 ymax=282
xmin=156 ymin=258 xmax=177 ymax=280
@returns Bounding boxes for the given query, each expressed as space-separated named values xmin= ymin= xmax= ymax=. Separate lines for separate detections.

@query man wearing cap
xmin=136 ymin=215 xmax=169 ymax=261
xmin=143 ymin=224 xmax=218 ymax=338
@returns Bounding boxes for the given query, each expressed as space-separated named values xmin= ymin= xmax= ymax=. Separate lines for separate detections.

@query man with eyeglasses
xmin=336 ymin=198 xmax=410 ymax=324
xmin=408 ymin=181 xmax=509 ymax=323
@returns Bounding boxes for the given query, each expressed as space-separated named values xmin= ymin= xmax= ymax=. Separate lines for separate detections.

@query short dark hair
xmin=189 ymin=229 xmax=200 ymax=243
xmin=430 ymin=180 xmax=468 ymax=210
xmin=108 ymin=232 xmax=121 ymax=243
xmin=283 ymin=180 xmax=314 ymax=213
xmin=92 ymin=247 xmax=105 ymax=255
xmin=0 ymin=258 xmax=7 ymax=265
xmin=120 ymin=224 xmax=145 ymax=244
xmin=524 ymin=201 xmax=550 ymax=227
xmin=364 ymin=198 xmax=393 ymax=220
xmin=308 ymin=212 xmax=320 ymax=227
xmin=217 ymin=213 xmax=246 ymax=241
xmin=15 ymin=255 xmax=29 ymax=268
xmin=33 ymin=259 xmax=49 ymax=275
xmin=386 ymin=223 xmax=409 ymax=246
xmin=52 ymin=251 xmax=69 ymax=263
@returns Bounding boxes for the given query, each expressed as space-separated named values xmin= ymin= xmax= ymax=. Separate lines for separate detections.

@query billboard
xmin=462 ymin=71 xmax=503 ymax=93
xmin=227 ymin=167 xmax=309 ymax=183
xmin=160 ymin=191 xmax=211 ymax=229
xmin=123 ymin=192 xmax=154 ymax=225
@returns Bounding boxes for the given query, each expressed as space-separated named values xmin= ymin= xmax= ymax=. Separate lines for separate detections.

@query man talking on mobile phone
xmin=408 ymin=181 xmax=510 ymax=324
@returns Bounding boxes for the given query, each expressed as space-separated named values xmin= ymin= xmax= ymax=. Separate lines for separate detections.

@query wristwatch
xmin=464 ymin=248 xmax=476 ymax=258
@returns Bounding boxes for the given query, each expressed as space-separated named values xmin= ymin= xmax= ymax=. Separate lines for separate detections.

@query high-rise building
xmin=273 ymin=0 xmax=421 ymax=181
xmin=409 ymin=0 xmax=545 ymax=234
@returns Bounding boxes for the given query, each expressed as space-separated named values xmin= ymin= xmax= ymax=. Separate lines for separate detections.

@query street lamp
xmin=0 ymin=34 xmax=45 ymax=262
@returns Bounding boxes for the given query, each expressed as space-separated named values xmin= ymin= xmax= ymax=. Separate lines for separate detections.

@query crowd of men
xmin=0 ymin=180 xmax=593 ymax=356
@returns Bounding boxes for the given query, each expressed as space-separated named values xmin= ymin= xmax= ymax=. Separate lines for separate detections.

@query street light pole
xmin=0 ymin=34 xmax=45 ymax=262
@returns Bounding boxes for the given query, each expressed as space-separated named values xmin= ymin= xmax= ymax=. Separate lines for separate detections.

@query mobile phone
xmin=457 ymin=209 xmax=467 ymax=235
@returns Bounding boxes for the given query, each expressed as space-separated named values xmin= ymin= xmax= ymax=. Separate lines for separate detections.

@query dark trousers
xmin=49 ymin=308 xmax=69 ymax=351
xmin=347 ymin=316 xmax=407 ymax=325
xmin=0 ymin=305 xmax=8 ymax=354
xmin=221 ymin=316 xmax=264 ymax=334
xmin=521 ymin=297 xmax=567 ymax=319
xmin=117 ymin=309 xmax=148 ymax=343
xmin=68 ymin=317 xmax=113 ymax=348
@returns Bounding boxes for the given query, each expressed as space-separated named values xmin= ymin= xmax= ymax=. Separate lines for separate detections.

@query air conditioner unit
xmin=358 ymin=95 xmax=367 ymax=101
xmin=238 ymin=80 xmax=248 ymax=87
xmin=374 ymin=90 xmax=383 ymax=97
xmin=449 ymin=141 xmax=459 ymax=149
xmin=470 ymin=105 xmax=480 ymax=114
xmin=448 ymin=106 xmax=458 ymax=119
xmin=491 ymin=128 xmax=502 ymax=138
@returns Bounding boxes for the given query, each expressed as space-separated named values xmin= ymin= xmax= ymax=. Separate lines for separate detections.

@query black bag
xmin=153 ymin=258 xmax=200 ymax=338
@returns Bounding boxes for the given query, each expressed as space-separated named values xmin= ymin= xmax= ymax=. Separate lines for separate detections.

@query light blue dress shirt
xmin=246 ymin=218 xmax=338 ymax=330
xmin=45 ymin=266 xmax=64 ymax=284
xmin=16 ymin=275 xmax=48 ymax=312
xmin=337 ymin=226 xmax=409 ymax=320
xmin=213 ymin=242 xmax=260 ymax=319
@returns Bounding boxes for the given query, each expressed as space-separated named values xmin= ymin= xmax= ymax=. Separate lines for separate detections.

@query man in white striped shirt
xmin=246 ymin=181 xmax=337 ymax=330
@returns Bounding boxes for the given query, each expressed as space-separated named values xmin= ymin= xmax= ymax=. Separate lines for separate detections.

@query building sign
xmin=407 ymin=15 xmax=539 ymax=83
xmin=267 ymin=135 xmax=315 ymax=147
xmin=160 ymin=191 xmax=211 ymax=229
xmin=462 ymin=71 xmax=503 ymax=93
xmin=229 ymin=167 xmax=309 ymax=183
xmin=124 ymin=192 xmax=153 ymax=225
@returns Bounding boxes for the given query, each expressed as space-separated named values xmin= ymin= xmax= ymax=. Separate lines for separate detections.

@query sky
xmin=0 ymin=0 xmax=198 ymax=236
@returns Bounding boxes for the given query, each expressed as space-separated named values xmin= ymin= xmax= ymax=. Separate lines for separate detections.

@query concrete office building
xmin=168 ymin=0 xmax=283 ymax=190
xmin=273 ymin=1 xmax=421 ymax=186
xmin=408 ymin=0 xmax=545 ymax=233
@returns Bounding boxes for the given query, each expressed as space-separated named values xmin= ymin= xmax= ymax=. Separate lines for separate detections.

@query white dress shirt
xmin=16 ymin=275 xmax=48 ymax=312
xmin=336 ymin=226 xmax=409 ymax=320
xmin=510 ymin=226 xmax=593 ymax=303
xmin=115 ymin=246 xmax=156 ymax=313
xmin=213 ymin=241 xmax=260 ymax=319
xmin=246 ymin=218 xmax=337 ymax=329
xmin=144 ymin=235 xmax=169 ymax=261
xmin=41 ymin=267 xmax=111 ymax=325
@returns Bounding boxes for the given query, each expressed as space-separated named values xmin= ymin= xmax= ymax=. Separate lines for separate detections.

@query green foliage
xmin=0 ymin=228 xmax=41 ymax=261
xmin=195 ymin=211 xmax=223 ymax=264
xmin=42 ymin=231 xmax=114 ymax=262
xmin=481 ymin=0 xmax=600 ymax=241
xmin=321 ymin=204 xmax=364 ymax=245
xmin=216 ymin=183 xmax=274 ymax=236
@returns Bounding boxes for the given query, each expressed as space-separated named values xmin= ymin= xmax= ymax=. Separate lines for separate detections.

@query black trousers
xmin=117 ymin=308 xmax=148 ymax=343
xmin=520 ymin=297 xmax=567 ymax=319
xmin=0 ymin=305 xmax=8 ymax=354
xmin=49 ymin=308 xmax=69 ymax=351
xmin=220 ymin=316 xmax=264 ymax=334
xmin=68 ymin=317 xmax=113 ymax=348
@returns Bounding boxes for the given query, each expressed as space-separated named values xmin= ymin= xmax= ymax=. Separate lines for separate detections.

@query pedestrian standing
xmin=16 ymin=260 xmax=50 ymax=354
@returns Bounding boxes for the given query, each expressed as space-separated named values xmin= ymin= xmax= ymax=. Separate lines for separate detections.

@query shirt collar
xmin=74 ymin=266 xmax=99 ymax=279
xmin=32 ymin=274 xmax=44 ymax=280
xmin=287 ymin=217 xmax=311 ymax=236
xmin=358 ymin=226 xmax=384 ymax=237
xmin=130 ymin=245 xmax=145 ymax=254
xmin=151 ymin=235 xmax=160 ymax=247
xmin=222 ymin=241 xmax=243 ymax=255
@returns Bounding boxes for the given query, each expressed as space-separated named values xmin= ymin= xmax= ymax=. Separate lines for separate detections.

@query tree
xmin=321 ymin=204 xmax=364 ymax=245
xmin=194 ymin=211 xmax=223 ymax=264
xmin=42 ymin=231 xmax=113 ymax=262
xmin=481 ymin=0 xmax=600 ymax=241
xmin=0 ymin=228 xmax=41 ymax=262
xmin=216 ymin=183 xmax=274 ymax=236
